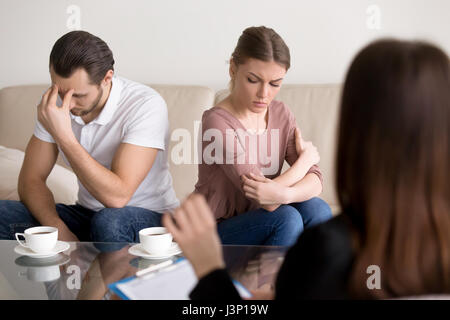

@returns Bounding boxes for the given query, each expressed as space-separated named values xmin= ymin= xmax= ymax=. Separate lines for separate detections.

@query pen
xmin=136 ymin=259 xmax=173 ymax=277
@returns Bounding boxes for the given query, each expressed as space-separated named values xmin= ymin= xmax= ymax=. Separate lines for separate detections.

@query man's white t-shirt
xmin=33 ymin=76 xmax=180 ymax=213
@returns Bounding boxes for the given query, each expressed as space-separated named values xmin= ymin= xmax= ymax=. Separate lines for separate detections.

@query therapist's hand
xmin=162 ymin=194 xmax=225 ymax=279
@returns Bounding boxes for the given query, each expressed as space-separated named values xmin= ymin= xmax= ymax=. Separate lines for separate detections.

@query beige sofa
xmin=0 ymin=83 xmax=341 ymax=213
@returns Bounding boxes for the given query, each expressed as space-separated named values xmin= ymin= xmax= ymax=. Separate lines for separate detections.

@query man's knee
xmin=0 ymin=200 xmax=26 ymax=212
xmin=90 ymin=207 xmax=124 ymax=241
xmin=0 ymin=200 xmax=39 ymax=239
xmin=90 ymin=206 xmax=162 ymax=243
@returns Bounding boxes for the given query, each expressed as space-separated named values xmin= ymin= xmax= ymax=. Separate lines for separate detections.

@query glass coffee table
xmin=0 ymin=240 xmax=288 ymax=300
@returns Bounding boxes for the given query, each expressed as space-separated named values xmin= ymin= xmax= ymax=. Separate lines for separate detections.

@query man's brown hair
xmin=49 ymin=31 xmax=114 ymax=85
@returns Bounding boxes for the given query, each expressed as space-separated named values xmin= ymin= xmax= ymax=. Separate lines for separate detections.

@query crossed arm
xmin=241 ymin=128 xmax=323 ymax=211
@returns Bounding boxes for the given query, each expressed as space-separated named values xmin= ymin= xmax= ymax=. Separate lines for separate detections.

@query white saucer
xmin=128 ymin=242 xmax=182 ymax=260
xmin=14 ymin=241 xmax=70 ymax=259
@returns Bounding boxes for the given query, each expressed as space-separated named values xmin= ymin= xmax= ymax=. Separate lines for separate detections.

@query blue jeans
xmin=217 ymin=197 xmax=332 ymax=246
xmin=0 ymin=200 xmax=163 ymax=244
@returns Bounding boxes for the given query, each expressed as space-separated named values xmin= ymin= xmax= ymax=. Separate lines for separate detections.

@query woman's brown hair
xmin=336 ymin=39 xmax=450 ymax=298
xmin=229 ymin=26 xmax=290 ymax=89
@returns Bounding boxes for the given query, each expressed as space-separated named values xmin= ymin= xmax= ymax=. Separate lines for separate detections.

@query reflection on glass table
xmin=0 ymin=240 xmax=288 ymax=300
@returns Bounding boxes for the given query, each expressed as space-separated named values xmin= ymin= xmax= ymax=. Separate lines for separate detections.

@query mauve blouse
xmin=194 ymin=100 xmax=323 ymax=220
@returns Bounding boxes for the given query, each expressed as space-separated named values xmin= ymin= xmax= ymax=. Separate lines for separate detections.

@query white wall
xmin=1 ymin=0 xmax=449 ymax=90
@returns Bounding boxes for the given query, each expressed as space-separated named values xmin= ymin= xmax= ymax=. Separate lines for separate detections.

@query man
xmin=0 ymin=31 xmax=179 ymax=243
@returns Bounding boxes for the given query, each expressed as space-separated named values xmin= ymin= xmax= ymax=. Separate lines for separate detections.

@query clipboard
xmin=108 ymin=258 xmax=252 ymax=300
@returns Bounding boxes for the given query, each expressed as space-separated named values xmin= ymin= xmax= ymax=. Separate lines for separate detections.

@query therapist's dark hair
xmin=49 ymin=31 xmax=114 ymax=85
xmin=336 ymin=39 xmax=450 ymax=298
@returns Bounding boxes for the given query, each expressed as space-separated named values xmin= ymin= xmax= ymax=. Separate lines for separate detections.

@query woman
xmin=163 ymin=38 xmax=450 ymax=299
xmin=194 ymin=26 xmax=332 ymax=246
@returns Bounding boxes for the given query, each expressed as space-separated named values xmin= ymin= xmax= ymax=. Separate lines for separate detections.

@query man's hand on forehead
xmin=36 ymin=84 xmax=75 ymax=142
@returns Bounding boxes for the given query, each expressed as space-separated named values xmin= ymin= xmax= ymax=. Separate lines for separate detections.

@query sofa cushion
xmin=0 ymin=146 xmax=78 ymax=204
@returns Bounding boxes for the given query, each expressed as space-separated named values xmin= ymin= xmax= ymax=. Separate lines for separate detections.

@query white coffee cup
xmin=18 ymin=265 xmax=61 ymax=282
xmin=139 ymin=227 xmax=173 ymax=255
xmin=15 ymin=226 xmax=58 ymax=253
